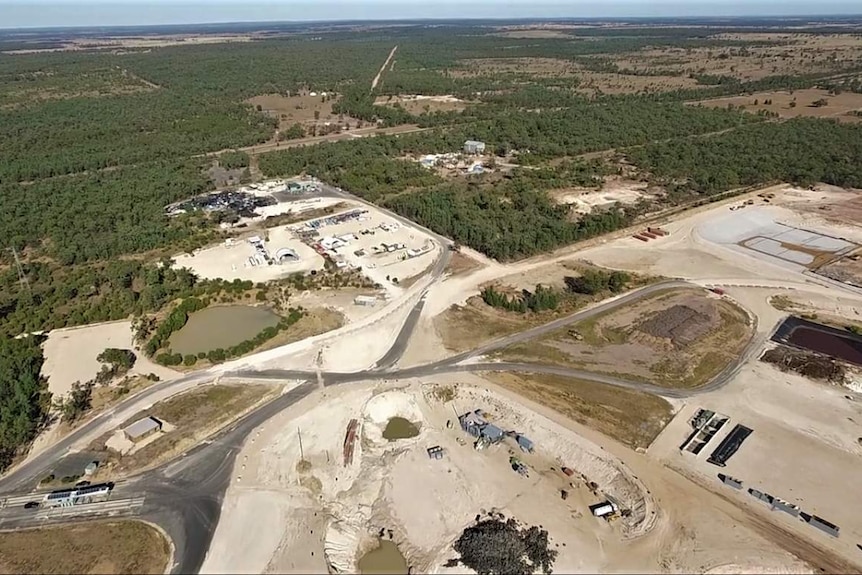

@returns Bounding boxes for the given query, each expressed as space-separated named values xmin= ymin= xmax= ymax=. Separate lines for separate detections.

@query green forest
xmin=0 ymin=337 xmax=51 ymax=471
xmin=3 ymin=23 xmax=862 ymax=464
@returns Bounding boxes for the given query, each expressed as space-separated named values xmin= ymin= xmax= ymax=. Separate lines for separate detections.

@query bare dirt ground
xmin=0 ymin=519 xmax=171 ymax=574
xmin=40 ymin=320 xmax=180 ymax=398
xmin=4 ymin=34 xmax=255 ymax=54
xmin=88 ymin=383 xmax=277 ymax=479
xmin=576 ymin=70 xmax=704 ymax=96
xmin=611 ymin=33 xmax=862 ymax=82
xmin=453 ymin=57 xmax=581 ymax=78
xmin=245 ymin=93 xmax=365 ymax=138
xmin=693 ymin=88 xmax=862 ymax=123
xmin=203 ymin=376 xmax=814 ymax=575
xmin=497 ymin=287 xmax=753 ymax=389
xmin=551 ymin=179 xmax=654 ymax=214
xmin=492 ymin=29 xmax=575 ymax=39
xmin=650 ymin=357 xmax=862 ymax=568
xmin=373 ymin=94 xmax=468 ymax=114
xmin=487 ymin=372 xmax=675 ymax=450
xmin=174 ymin=224 xmax=326 ymax=283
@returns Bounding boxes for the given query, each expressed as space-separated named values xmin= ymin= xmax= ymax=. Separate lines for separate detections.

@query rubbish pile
xmin=445 ymin=511 xmax=557 ymax=575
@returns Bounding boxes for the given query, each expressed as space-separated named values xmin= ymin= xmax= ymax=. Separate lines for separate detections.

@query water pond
xmin=358 ymin=539 xmax=408 ymax=574
xmin=169 ymin=305 xmax=280 ymax=355
xmin=382 ymin=417 xmax=419 ymax=440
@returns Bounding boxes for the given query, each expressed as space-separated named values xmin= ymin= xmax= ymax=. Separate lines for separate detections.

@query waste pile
xmin=445 ymin=511 xmax=557 ymax=575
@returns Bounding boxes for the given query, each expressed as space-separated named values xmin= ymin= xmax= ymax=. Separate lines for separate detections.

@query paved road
xmin=0 ymin=241 xmax=761 ymax=573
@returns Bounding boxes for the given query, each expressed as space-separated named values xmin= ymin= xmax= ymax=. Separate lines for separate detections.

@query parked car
xmin=23 ymin=501 xmax=40 ymax=509
xmin=75 ymin=480 xmax=91 ymax=487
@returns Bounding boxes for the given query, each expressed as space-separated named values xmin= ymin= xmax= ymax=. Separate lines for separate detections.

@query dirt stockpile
xmin=638 ymin=304 xmax=715 ymax=347
xmin=445 ymin=512 xmax=557 ymax=575
xmin=761 ymin=346 xmax=847 ymax=383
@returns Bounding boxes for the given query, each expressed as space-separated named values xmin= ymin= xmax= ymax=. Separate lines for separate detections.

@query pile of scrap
xmin=633 ymin=227 xmax=669 ymax=242
xmin=343 ymin=419 xmax=358 ymax=467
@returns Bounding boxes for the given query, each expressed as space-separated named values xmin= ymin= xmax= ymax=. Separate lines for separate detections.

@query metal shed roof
xmin=123 ymin=416 xmax=161 ymax=439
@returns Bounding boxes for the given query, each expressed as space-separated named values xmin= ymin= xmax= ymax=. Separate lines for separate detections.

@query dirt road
xmin=372 ymin=45 xmax=398 ymax=92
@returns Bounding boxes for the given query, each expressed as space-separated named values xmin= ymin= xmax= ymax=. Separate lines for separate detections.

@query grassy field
xmin=487 ymin=372 xmax=674 ymax=450
xmin=496 ymin=288 xmax=753 ymax=389
xmin=93 ymin=383 xmax=276 ymax=476
xmin=693 ymin=88 xmax=862 ymax=123
xmin=0 ymin=520 xmax=170 ymax=574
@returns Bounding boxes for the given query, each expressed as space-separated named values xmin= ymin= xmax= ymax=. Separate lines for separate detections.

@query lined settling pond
xmin=358 ymin=539 xmax=408 ymax=574
xmin=382 ymin=417 xmax=419 ymax=440
xmin=169 ymin=305 xmax=280 ymax=355
xmin=772 ymin=315 xmax=862 ymax=366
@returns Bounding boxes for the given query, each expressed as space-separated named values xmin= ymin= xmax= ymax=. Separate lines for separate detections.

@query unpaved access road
xmin=372 ymin=45 xmax=398 ymax=91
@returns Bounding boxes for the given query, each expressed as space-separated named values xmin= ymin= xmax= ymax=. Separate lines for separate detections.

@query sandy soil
xmin=40 ymin=320 xmax=179 ymax=398
xmin=204 ymin=374 xmax=817 ymax=575
xmin=552 ymin=180 xmax=652 ymax=214
xmin=649 ymin=355 xmax=862 ymax=566
xmin=289 ymin=204 xmax=439 ymax=298
xmin=203 ymin=379 xmax=659 ymax=574
xmin=373 ymin=94 xmax=468 ymax=114
xmin=693 ymin=89 xmax=862 ymax=123
xmin=174 ymin=226 xmax=325 ymax=283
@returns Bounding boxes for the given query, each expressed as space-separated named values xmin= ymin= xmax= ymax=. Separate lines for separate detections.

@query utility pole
xmin=9 ymin=246 xmax=29 ymax=291
xmin=298 ymin=427 xmax=304 ymax=460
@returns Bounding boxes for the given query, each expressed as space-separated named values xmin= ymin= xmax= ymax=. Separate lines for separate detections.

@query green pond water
xmin=358 ymin=540 xmax=408 ymax=574
xmin=382 ymin=417 xmax=419 ymax=440
xmin=168 ymin=305 xmax=280 ymax=355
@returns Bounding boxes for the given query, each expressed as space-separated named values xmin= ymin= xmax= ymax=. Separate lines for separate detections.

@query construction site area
xmin=200 ymin=375 xmax=821 ymax=575
xmin=174 ymin=196 xmax=438 ymax=292
xmin=203 ymin=379 xmax=653 ymax=574
xmin=497 ymin=286 xmax=754 ymax=390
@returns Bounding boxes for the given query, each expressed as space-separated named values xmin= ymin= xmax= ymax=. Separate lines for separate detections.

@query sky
xmin=1 ymin=0 xmax=861 ymax=29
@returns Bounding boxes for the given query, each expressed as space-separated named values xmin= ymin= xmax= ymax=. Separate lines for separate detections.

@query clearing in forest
xmin=693 ymin=88 xmax=862 ymax=123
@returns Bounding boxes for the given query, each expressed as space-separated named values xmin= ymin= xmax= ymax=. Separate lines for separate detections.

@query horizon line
xmin=3 ymin=13 xmax=862 ymax=32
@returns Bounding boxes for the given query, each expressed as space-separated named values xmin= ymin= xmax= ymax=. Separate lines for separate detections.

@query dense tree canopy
xmin=0 ymin=337 xmax=50 ymax=471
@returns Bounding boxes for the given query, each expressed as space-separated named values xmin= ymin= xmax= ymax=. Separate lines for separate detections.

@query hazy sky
xmin=1 ymin=0 xmax=860 ymax=29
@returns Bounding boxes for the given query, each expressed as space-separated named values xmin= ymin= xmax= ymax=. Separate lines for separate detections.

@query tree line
xmin=0 ymin=336 xmax=51 ymax=471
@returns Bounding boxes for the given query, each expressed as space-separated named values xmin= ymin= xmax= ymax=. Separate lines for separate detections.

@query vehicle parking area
xmin=174 ymin=225 xmax=325 ymax=282
xmin=291 ymin=203 xmax=439 ymax=292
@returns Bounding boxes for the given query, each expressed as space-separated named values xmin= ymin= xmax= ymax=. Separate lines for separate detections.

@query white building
xmin=464 ymin=140 xmax=486 ymax=154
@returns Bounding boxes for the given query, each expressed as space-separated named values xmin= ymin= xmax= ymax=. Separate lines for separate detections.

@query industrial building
xmin=354 ymin=295 xmax=377 ymax=307
xmin=123 ymin=416 xmax=162 ymax=443
xmin=463 ymin=140 xmax=486 ymax=154
xmin=459 ymin=409 xmax=505 ymax=444
xmin=275 ymin=247 xmax=300 ymax=263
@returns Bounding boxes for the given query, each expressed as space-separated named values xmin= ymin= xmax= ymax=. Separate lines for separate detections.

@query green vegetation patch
xmin=0 ymin=336 xmax=51 ymax=472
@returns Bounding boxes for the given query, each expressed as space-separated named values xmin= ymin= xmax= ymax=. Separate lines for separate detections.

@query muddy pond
xmin=358 ymin=539 xmax=408 ymax=574
xmin=382 ymin=417 xmax=419 ymax=440
xmin=169 ymin=305 xmax=280 ymax=355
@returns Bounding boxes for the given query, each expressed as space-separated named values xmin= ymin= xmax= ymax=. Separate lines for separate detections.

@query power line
xmin=8 ymin=246 xmax=29 ymax=291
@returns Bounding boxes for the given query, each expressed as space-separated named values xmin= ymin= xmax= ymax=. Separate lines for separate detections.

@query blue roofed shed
xmin=481 ymin=423 xmax=505 ymax=443
xmin=516 ymin=435 xmax=534 ymax=453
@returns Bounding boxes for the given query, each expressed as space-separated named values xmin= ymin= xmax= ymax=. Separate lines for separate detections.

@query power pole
xmin=298 ymin=427 xmax=304 ymax=461
xmin=9 ymin=246 xmax=29 ymax=291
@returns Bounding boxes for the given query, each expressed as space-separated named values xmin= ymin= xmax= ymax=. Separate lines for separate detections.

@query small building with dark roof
xmin=123 ymin=416 xmax=162 ymax=443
